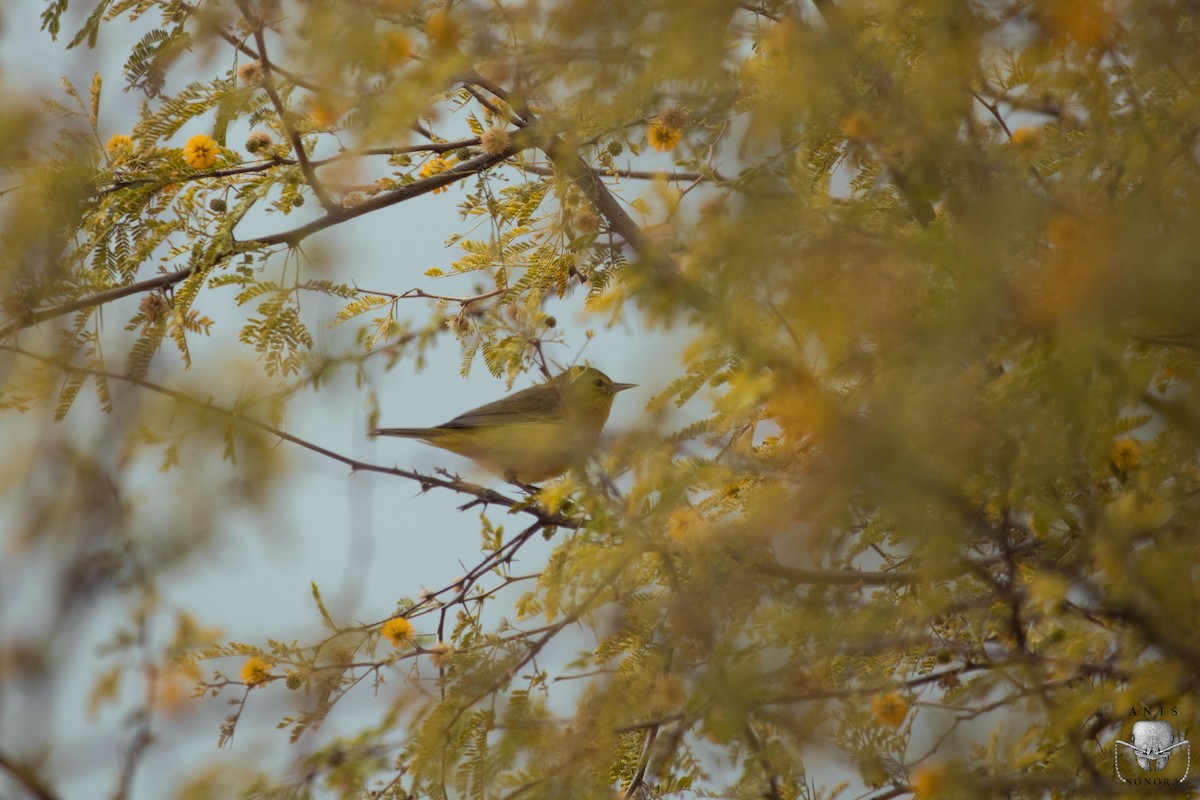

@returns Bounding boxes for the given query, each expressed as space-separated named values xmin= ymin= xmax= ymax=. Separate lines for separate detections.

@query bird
xmin=370 ymin=365 xmax=636 ymax=484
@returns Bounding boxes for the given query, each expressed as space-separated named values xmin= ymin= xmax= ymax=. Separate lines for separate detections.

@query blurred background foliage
xmin=3 ymin=0 xmax=1200 ymax=798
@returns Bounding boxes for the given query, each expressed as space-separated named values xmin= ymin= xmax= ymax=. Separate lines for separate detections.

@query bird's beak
xmin=612 ymin=383 xmax=637 ymax=393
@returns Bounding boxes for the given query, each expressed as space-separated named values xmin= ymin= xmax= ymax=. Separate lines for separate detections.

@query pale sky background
xmin=0 ymin=2 xmax=693 ymax=797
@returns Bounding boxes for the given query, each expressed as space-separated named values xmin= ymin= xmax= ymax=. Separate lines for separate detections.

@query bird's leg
xmin=503 ymin=471 xmax=542 ymax=496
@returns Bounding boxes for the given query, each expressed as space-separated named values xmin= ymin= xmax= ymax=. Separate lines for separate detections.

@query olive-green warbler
xmin=370 ymin=365 xmax=635 ymax=483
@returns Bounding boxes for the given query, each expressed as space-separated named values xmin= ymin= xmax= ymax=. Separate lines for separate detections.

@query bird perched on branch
xmin=371 ymin=365 xmax=636 ymax=484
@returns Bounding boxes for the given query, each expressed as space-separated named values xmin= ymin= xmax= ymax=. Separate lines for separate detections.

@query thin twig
xmin=520 ymin=163 xmax=721 ymax=183
xmin=3 ymin=344 xmax=581 ymax=530
xmin=235 ymin=0 xmax=337 ymax=212
xmin=0 ymin=752 xmax=60 ymax=800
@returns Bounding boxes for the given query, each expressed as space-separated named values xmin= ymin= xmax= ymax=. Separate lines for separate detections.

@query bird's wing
xmin=439 ymin=381 xmax=566 ymax=428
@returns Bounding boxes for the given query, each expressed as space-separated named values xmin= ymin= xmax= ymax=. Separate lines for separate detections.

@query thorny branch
xmin=3 ymin=344 xmax=581 ymax=530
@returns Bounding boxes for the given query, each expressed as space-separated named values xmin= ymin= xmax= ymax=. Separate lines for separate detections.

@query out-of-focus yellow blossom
xmin=425 ymin=10 xmax=462 ymax=49
xmin=1109 ymin=439 xmax=1140 ymax=472
xmin=381 ymin=30 xmax=412 ymax=65
xmin=870 ymin=691 xmax=909 ymax=729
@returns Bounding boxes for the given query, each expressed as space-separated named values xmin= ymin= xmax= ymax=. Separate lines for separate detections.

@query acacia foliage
xmin=4 ymin=0 xmax=1200 ymax=798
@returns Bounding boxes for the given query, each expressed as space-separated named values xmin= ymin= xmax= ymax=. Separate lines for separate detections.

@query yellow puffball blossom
xmin=1010 ymin=126 xmax=1040 ymax=148
xmin=647 ymin=109 xmax=686 ymax=153
xmin=425 ymin=9 xmax=462 ymax=49
xmin=381 ymin=30 xmax=412 ymax=65
xmin=1037 ymin=0 xmax=1114 ymax=50
xmin=870 ymin=691 xmax=909 ymax=729
xmin=381 ymin=616 xmax=414 ymax=646
xmin=419 ymin=156 xmax=455 ymax=193
xmin=648 ymin=120 xmax=682 ymax=153
xmin=105 ymin=133 xmax=134 ymax=160
xmin=1110 ymin=438 xmax=1141 ymax=472
xmin=307 ymin=96 xmax=343 ymax=129
xmin=667 ymin=507 xmax=713 ymax=543
xmin=910 ymin=762 xmax=949 ymax=799
xmin=240 ymin=656 xmax=274 ymax=687
xmin=840 ymin=113 xmax=873 ymax=142
xmin=182 ymin=134 xmax=220 ymax=170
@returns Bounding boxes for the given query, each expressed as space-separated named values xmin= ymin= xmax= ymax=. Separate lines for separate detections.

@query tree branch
xmin=3 ymin=344 xmax=581 ymax=530
xmin=0 ymin=751 xmax=60 ymax=800
xmin=1 ymin=141 xmax=526 ymax=338
xmin=236 ymin=0 xmax=337 ymax=213
xmin=753 ymin=562 xmax=918 ymax=586
xmin=250 ymin=142 xmax=525 ymax=247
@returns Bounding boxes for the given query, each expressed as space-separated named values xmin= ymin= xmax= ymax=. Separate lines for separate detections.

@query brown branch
xmin=753 ymin=562 xmax=917 ymax=586
xmin=541 ymin=136 xmax=679 ymax=281
xmin=346 ymin=138 xmax=480 ymax=157
xmin=3 ymin=344 xmax=581 ymax=530
xmin=3 ymin=142 xmax=526 ymax=337
xmin=251 ymin=141 xmax=525 ymax=247
xmin=444 ymin=562 xmax=625 ymax=731
xmin=971 ymin=90 xmax=1014 ymax=139
xmin=624 ymin=721 xmax=660 ymax=799
xmin=762 ymin=661 xmax=1001 ymax=705
xmin=236 ymin=0 xmax=337 ymax=213
xmin=520 ymin=163 xmax=720 ymax=183
xmin=0 ymin=267 xmax=194 ymax=339
xmin=463 ymin=73 xmax=535 ymax=123
xmin=96 ymin=138 xmax=482 ymax=196
xmin=361 ymin=287 xmax=506 ymax=306
xmin=736 ymin=2 xmax=782 ymax=21
xmin=462 ymin=84 xmax=526 ymax=128
xmin=0 ymin=752 xmax=60 ymax=800
xmin=180 ymin=1 xmax=324 ymax=93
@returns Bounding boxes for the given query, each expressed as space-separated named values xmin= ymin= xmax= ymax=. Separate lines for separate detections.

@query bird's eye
xmin=594 ymin=378 xmax=605 ymax=388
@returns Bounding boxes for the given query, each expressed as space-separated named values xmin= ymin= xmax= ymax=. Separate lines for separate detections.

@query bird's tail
xmin=370 ymin=427 xmax=441 ymax=439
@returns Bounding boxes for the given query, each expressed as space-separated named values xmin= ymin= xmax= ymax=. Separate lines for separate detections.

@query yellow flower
xmin=425 ymin=9 xmax=463 ymax=49
xmin=1009 ymin=126 xmax=1040 ymax=148
xmin=105 ymin=133 xmax=134 ymax=160
xmin=840 ymin=113 xmax=873 ymax=142
xmin=419 ymin=156 xmax=455 ymax=193
xmin=381 ymin=616 xmax=414 ymax=646
xmin=910 ymin=762 xmax=949 ymax=798
xmin=240 ymin=656 xmax=274 ymax=687
xmin=870 ymin=691 xmax=909 ymax=729
xmin=1037 ymin=0 xmax=1113 ymax=50
xmin=307 ymin=96 xmax=343 ymax=129
xmin=667 ymin=507 xmax=715 ymax=544
xmin=648 ymin=120 xmax=682 ymax=152
xmin=182 ymin=134 xmax=220 ymax=170
xmin=1018 ymin=212 xmax=1114 ymax=326
xmin=1110 ymin=438 xmax=1141 ymax=472
xmin=381 ymin=30 xmax=412 ymax=65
